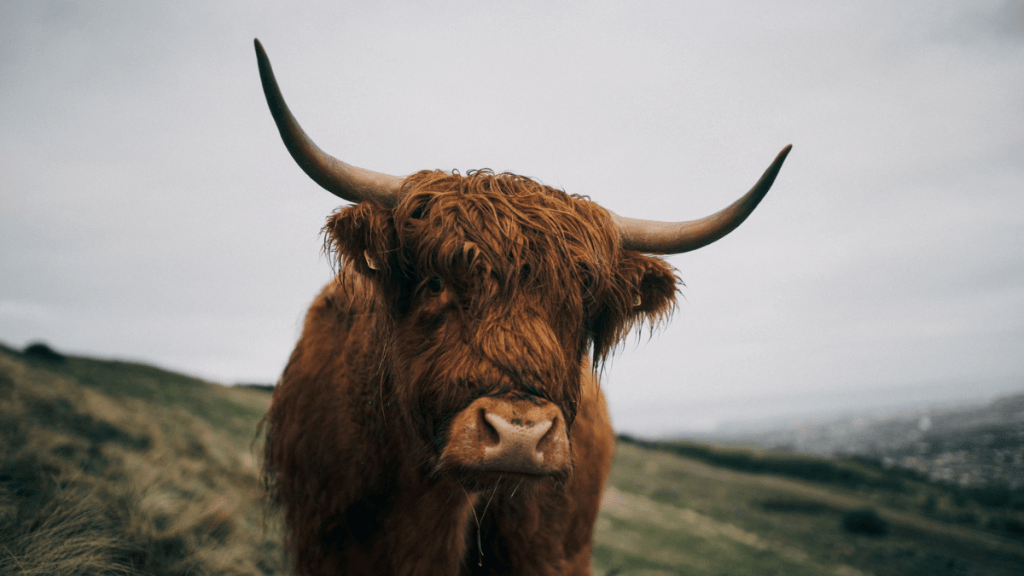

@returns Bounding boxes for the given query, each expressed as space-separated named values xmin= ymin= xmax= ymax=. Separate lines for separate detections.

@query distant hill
xmin=709 ymin=390 xmax=1024 ymax=490
xmin=2 ymin=342 xmax=1023 ymax=575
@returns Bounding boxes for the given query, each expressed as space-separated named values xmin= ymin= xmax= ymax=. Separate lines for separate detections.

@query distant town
xmin=709 ymin=390 xmax=1024 ymax=489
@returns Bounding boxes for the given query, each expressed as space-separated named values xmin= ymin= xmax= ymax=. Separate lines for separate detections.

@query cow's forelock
xmin=392 ymin=170 xmax=622 ymax=309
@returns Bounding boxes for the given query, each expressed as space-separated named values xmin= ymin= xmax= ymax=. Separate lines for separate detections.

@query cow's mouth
xmin=447 ymin=468 xmax=558 ymax=495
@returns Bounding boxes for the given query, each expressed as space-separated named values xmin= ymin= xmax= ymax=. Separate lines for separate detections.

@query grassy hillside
xmin=0 ymin=343 xmax=282 ymax=575
xmin=598 ymin=439 xmax=1024 ymax=575
xmin=2 ymin=343 xmax=1023 ymax=575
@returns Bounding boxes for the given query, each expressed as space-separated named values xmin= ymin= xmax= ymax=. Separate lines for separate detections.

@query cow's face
xmin=327 ymin=170 xmax=675 ymax=485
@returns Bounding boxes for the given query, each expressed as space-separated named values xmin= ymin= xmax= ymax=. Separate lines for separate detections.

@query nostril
xmin=479 ymin=408 xmax=500 ymax=446
xmin=536 ymin=415 xmax=560 ymax=449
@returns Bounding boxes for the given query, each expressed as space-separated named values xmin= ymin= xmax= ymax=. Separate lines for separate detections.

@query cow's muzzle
xmin=439 ymin=396 xmax=571 ymax=480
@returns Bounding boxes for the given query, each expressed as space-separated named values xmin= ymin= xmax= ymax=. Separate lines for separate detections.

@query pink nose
xmin=483 ymin=410 xmax=555 ymax=469
xmin=440 ymin=396 xmax=571 ymax=477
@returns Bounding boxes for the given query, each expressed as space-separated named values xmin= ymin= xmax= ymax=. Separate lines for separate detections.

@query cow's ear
xmin=612 ymin=251 xmax=677 ymax=337
xmin=325 ymin=203 xmax=398 ymax=279
xmin=625 ymin=252 xmax=677 ymax=322
xmin=592 ymin=251 xmax=677 ymax=363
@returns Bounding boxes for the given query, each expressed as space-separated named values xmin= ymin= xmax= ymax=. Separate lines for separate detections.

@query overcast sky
xmin=2 ymin=1 xmax=1022 ymax=435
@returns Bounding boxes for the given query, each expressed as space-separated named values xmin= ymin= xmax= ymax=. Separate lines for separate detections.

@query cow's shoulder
xmin=277 ymin=264 xmax=389 ymax=418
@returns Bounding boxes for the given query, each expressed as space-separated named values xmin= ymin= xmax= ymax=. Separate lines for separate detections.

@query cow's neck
xmin=379 ymin=468 xmax=480 ymax=576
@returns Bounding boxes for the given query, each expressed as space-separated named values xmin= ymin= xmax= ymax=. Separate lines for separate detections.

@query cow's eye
xmin=519 ymin=263 xmax=532 ymax=282
xmin=427 ymin=276 xmax=444 ymax=294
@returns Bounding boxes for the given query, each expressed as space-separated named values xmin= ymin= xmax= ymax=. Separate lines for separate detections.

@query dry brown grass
xmin=0 ymin=349 xmax=282 ymax=576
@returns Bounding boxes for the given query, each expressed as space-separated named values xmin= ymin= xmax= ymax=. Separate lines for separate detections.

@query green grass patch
xmin=2 ymin=342 xmax=268 ymax=444
xmin=619 ymin=435 xmax=909 ymax=493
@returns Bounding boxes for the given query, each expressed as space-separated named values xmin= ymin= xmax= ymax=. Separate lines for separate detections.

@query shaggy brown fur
xmin=263 ymin=170 xmax=677 ymax=576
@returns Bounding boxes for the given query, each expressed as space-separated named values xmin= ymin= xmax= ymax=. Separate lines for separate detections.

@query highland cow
xmin=254 ymin=39 xmax=790 ymax=576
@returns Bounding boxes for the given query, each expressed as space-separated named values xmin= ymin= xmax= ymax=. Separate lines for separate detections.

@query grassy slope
xmin=2 ymin=344 xmax=1023 ymax=575
xmin=0 ymin=344 xmax=282 ymax=575
xmin=596 ymin=441 xmax=1024 ymax=576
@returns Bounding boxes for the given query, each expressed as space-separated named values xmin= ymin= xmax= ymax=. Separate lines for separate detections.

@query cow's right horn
xmin=611 ymin=145 xmax=791 ymax=254
xmin=254 ymin=39 xmax=404 ymax=206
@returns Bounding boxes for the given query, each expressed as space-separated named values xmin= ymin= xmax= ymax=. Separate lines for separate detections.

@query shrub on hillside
xmin=22 ymin=342 xmax=66 ymax=363
xmin=986 ymin=516 xmax=1024 ymax=540
xmin=842 ymin=507 xmax=890 ymax=537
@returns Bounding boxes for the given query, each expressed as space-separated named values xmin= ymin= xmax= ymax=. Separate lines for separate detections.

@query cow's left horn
xmin=254 ymin=39 xmax=404 ymax=206
xmin=612 ymin=145 xmax=791 ymax=254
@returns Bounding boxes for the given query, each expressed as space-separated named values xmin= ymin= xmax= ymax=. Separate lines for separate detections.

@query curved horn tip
xmin=746 ymin=144 xmax=793 ymax=200
xmin=777 ymin=144 xmax=792 ymax=161
xmin=614 ymin=144 xmax=793 ymax=254
xmin=254 ymin=39 xmax=275 ymax=76
xmin=252 ymin=38 xmax=404 ymax=206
